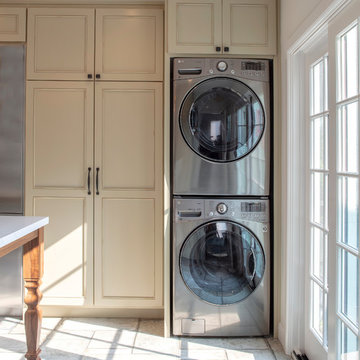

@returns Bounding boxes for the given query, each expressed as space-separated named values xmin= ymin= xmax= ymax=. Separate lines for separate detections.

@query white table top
xmin=0 ymin=216 xmax=49 ymax=249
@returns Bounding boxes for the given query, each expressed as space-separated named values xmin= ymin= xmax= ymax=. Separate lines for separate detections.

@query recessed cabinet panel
xmin=101 ymin=198 xmax=155 ymax=298
xmin=168 ymin=0 xmax=222 ymax=54
xmin=27 ymin=82 xmax=94 ymax=189
xmin=96 ymin=9 xmax=163 ymax=81
xmin=33 ymin=196 xmax=93 ymax=305
xmin=27 ymin=8 xmax=95 ymax=80
xmin=96 ymin=82 xmax=162 ymax=191
xmin=223 ymin=0 xmax=276 ymax=54
xmin=0 ymin=8 xmax=26 ymax=42
xmin=168 ymin=0 xmax=276 ymax=55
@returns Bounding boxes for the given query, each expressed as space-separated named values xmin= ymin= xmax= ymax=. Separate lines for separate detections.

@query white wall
xmin=279 ymin=0 xmax=334 ymax=352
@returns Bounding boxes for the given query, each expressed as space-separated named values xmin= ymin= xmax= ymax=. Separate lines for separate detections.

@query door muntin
xmin=179 ymin=77 xmax=265 ymax=163
xmin=179 ymin=220 xmax=265 ymax=305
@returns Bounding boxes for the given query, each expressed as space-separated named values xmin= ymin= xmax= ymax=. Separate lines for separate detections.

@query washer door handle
xmin=248 ymin=249 xmax=257 ymax=281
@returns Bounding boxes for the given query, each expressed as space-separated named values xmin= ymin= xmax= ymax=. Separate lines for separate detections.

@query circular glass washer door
xmin=180 ymin=221 xmax=265 ymax=305
xmin=180 ymin=77 xmax=265 ymax=162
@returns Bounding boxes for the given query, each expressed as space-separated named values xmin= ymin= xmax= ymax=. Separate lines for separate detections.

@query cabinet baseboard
xmin=40 ymin=306 xmax=164 ymax=318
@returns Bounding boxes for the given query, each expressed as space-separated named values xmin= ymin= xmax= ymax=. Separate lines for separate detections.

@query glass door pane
xmin=336 ymin=21 xmax=360 ymax=360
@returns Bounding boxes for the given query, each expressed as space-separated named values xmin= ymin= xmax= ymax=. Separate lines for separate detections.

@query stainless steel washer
xmin=173 ymin=198 xmax=270 ymax=336
xmin=172 ymin=58 xmax=271 ymax=196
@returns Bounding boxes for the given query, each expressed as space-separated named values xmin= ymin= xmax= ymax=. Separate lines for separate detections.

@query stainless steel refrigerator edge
xmin=0 ymin=45 xmax=25 ymax=317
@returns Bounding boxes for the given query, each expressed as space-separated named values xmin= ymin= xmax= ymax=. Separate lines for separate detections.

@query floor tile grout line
xmin=264 ymin=337 xmax=278 ymax=360
xmin=131 ymin=318 xmax=141 ymax=354
xmin=40 ymin=317 xmax=66 ymax=348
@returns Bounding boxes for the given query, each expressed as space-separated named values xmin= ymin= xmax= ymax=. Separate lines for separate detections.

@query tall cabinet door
xmin=95 ymin=9 xmax=163 ymax=81
xmin=222 ymin=0 xmax=276 ymax=55
xmin=27 ymin=8 xmax=95 ymax=80
xmin=25 ymin=81 xmax=94 ymax=306
xmin=94 ymin=82 xmax=163 ymax=307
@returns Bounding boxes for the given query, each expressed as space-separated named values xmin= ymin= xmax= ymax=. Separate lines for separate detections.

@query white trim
xmin=284 ymin=49 xmax=307 ymax=354
xmin=283 ymin=0 xmax=353 ymax=354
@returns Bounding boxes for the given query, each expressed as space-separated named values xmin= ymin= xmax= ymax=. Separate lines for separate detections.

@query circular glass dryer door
xmin=180 ymin=77 xmax=265 ymax=162
xmin=180 ymin=221 xmax=265 ymax=305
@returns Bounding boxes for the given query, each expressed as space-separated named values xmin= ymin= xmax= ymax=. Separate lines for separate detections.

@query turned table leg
xmin=23 ymin=227 xmax=44 ymax=360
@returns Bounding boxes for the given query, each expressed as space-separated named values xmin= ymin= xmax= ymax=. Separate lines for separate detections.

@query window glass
xmin=339 ymin=249 xmax=359 ymax=326
xmin=338 ymin=101 xmax=359 ymax=174
xmin=339 ymin=24 xmax=359 ymax=101
xmin=338 ymin=176 xmax=359 ymax=250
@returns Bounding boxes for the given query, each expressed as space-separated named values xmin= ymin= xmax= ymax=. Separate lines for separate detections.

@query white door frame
xmin=281 ymin=0 xmax=353 ymax=354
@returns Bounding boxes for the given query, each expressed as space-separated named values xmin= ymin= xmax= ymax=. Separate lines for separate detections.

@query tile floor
xmin=0 ymin=317 xmax=291 ymax=360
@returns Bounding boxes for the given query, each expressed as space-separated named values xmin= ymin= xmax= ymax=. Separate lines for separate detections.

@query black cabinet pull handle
xmin=87 ymin=167 xmax=91 ymax=195
xmin=87 ymin=74 xmax=93 ymax=79
xmin=96 ymin=74 xmax=101 ymax=79
xmin=96 ymin=167 xmax=100 ymax=195
xmin=224 ymin=46 xmax=229 ymax=52
xmin=215 ymin=46 xmax=221 ymax=52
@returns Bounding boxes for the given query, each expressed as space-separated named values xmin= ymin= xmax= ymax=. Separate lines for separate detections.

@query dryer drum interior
xmin=180 ymin=77 xmax=265 ymax=163
xmin=179 ymin=220 xmax=265 ymax=305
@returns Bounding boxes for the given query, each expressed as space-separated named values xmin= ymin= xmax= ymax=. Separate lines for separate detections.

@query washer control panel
xmin=174 ymin=198 xmax=269 ymax=223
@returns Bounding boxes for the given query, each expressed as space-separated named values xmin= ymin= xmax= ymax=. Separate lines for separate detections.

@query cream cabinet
xmin=25 ymin=80 xmax=164 ymax=308
xmin=25 ymin=5 xmax=164 ymax=311
xmin=96 ymin=9 xmax=163 ymax=81
xmin=0 ymin=8 xmax=26 ymax=42
xmin=25 ymin=81 xmax=94 ymax=306
xmin=27 ymin=8 xmax=95 ymax=80
xmin=168 ymin=0 xmax=276 ymax=55
xmin=27 ymin=7 xmax=163 ymax=81
xmin=94 ymin=82 xmax=163 ymax=307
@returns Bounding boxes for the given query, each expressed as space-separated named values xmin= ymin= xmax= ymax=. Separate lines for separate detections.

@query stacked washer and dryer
xmin=171 ymin=58 xmax=272 ymax=337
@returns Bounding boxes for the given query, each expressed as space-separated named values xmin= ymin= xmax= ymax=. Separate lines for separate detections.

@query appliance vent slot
xmin=241 ymin=61 xmax=265 ymax=71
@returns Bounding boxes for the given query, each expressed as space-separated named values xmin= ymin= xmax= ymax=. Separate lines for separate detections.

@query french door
xmin=304 ymin=2 xmax=360 ymax=359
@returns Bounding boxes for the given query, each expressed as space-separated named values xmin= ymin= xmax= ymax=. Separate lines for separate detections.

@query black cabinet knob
xmin=87 ymin=74 xmax=93 ymax=79
xmin=96 ymin=74 xmax=101 ymax=79
xmin=215 ymin=46 xmax=221 ymax=52
xmin=224 ymin=46 xmax=229 ymax=52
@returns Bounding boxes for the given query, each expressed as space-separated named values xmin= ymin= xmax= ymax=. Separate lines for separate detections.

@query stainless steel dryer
xmin=172 ymin=58 xmax=271 ymax=196
xmin=173 ymin=198 xmax=270 ymax=337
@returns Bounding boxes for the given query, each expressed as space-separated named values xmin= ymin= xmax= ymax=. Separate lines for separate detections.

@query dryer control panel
xmin=174 ymin=58 xmax=270 ymax=82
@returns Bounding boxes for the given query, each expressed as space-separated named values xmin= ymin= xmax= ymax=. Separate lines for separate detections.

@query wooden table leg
xmin=23 ymin=227 xmax=44 ymax=360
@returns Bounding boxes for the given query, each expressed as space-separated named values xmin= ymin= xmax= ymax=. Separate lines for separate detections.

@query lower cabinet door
xmin=31 ymin=196 xmax=93 ymax=306
xmin=94 ymin=82 xmax=163 ymax=307
xmin=94 ymin=197 xmax=163 ymax=307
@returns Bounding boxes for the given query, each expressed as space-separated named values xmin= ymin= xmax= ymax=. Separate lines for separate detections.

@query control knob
xmin=217 ymin=61 xmax=228 ymax=72
xmin=217 ymin=203 xmax=228 ymax=214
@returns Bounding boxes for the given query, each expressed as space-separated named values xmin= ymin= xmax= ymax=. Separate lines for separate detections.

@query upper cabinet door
xmin=96 ymin=8 xmax=163 ymax=81
xmin=27 ymin=8 xmax=95 ymax=80
xmin=168 ymin=0 xmax=222 ymax=54
xmin=222 ymin=0 xmax=276 ymax=55
xmin=0 ymin=8 xmax=26 ymax=42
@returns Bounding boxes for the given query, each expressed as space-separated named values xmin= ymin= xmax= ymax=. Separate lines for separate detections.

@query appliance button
xmin=209 ymin=69 xmax=214 ymax=74
xmin=217 ymin=61 xmax=228 ymax=72
xmin=231 ymin=70 xmax=235 ymax=74
xmin=216 ymin=203 xmax=228 ymax=214
xmin=209 ymin=211 xmax=214 ymax=216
